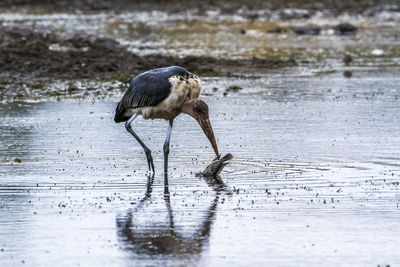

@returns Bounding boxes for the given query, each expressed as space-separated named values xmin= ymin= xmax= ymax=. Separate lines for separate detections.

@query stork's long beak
xmin=197 ymin=113 xmax=220 ymax=159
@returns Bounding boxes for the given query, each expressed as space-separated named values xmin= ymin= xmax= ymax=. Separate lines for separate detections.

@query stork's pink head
xmin=182 ymin=99 xmax=220 ymax=159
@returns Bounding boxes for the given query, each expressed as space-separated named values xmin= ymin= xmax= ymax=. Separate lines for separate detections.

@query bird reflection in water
xmin=116 ymin=175 xmax=227 ymax=260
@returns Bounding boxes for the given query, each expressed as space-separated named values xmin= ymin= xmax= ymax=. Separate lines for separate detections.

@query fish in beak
xmin=182 ymin=98 xmax=220 ymax=159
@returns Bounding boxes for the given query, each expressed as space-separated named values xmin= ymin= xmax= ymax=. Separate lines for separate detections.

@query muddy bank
xmin=1 ymin=0 xmax=399 ymax=17
xmin=0 ymin=26 xmax=295 ymax=100
xmin=0 ymin=26 xmax=294 ymax=79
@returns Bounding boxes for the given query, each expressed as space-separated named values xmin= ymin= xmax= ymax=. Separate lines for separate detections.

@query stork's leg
xmin=163 ymin=120 xmax=173 ymax=194
xmin=125 ymin=114 xmax=155 ymax=173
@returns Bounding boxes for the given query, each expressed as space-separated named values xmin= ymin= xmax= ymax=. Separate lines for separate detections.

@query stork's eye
xmin=195 ymin=103 xmax=208 ymax=114
xmin=195 ymin=106 xmax=202 ymax=113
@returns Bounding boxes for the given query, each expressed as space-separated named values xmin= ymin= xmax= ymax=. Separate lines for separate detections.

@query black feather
xmin=114 ymin=66 xmax=192 ymax=123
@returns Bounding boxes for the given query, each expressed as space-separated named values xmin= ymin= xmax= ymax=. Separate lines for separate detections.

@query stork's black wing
xmin=114 ymin=66 xmax=190 ymax=123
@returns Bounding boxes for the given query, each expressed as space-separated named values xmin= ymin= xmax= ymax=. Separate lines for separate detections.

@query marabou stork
xmin=114 ymin=66 xmax=220 ymax=186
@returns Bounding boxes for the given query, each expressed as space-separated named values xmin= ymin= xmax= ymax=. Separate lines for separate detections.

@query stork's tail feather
xmin=114 ymin=102 xmax=127 ymax=123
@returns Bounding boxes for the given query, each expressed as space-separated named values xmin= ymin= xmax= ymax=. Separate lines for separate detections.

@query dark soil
xmin=0 ymin=26 xmax=295 ymax=79
xmin=0 ymin=26 xmax=295 ymax=100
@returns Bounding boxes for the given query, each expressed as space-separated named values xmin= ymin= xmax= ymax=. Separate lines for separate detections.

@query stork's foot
xmin=144 ymin=149 xmax=155 ymax=173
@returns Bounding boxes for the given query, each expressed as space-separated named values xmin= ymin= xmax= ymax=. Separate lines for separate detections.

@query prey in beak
xmin=182 ymin=98 xmax=220 ymax=159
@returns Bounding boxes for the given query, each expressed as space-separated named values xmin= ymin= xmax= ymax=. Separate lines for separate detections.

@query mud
xmin=0 ymin=26 xmax=295 ymax=100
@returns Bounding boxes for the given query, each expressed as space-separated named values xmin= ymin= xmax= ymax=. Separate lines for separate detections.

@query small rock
xmin=14 ymin=158 xmax=22 ymax=163
xmin=279 ymin=9 xmax=310 ymax=20
xmin=333 ymin=23 xmax=358 ymax=35
xmin=226 ymin=85 xmax=243 ymax=92
xmin=343 ymin=54 xmax=352 ymax=65
xmin=343 ymin=71 xmax=352 ymax=78
xmin=94 ymin=37 xmax=121 ymax=52
xmin=49 ymin=43 xmax=79 ymax=52
xmin=293 ymin=27 xmax=321 ymax=36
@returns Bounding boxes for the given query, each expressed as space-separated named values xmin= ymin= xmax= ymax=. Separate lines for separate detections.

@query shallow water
xmin=1 ymin=66 xmax=400 ymax=266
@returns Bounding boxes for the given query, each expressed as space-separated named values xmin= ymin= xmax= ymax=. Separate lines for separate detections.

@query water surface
xmin=1 ymin=67 xmax=400 ymax=266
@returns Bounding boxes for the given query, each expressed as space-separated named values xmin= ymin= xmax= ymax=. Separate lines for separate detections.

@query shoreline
xmin=0 ymin=26 xmax=296 ymax=101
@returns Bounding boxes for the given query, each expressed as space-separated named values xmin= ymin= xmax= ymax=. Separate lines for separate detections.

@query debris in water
xmin=293 ymin=27 xmax=321 ymax=36
xmin=14 ymin=158 xmax=22 ymax=163
xmin=372 ymin=49 xmax=384 ymax=56
xmin=226 ymin=85 xmax=243 ymax=93
xmin=333 ymin=23 xmax=358 ymax=35
xmin=343 ymin=54 xmax=352 ymax=65
xmin=267 ymin=27 xmax=287 ymax=34
xmin=343 ymin=71 xmax=353 ymax=78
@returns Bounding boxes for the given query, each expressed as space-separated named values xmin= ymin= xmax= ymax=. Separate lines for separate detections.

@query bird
xmin=114 ymin=66 xmax=220 ymax=188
